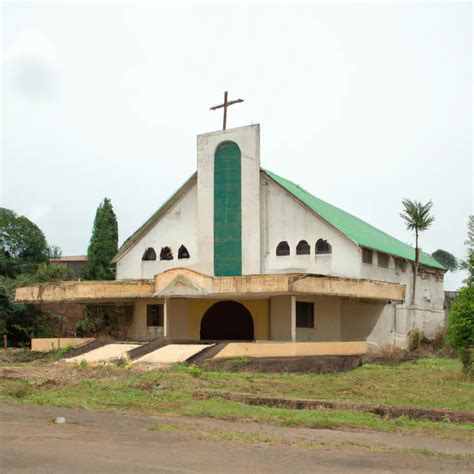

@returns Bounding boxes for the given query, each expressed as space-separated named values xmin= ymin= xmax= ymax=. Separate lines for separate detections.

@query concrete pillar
xmin=290 ymin=296 xmax=296 ymax=342
xmin=163 ymin=298 xmax=169 ymax=338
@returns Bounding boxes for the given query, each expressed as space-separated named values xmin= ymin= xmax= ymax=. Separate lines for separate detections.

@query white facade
xmin=116 ymin=181 xmax=199 ymax=280
xmin=114 ymin=124 xmax=445 ymax=346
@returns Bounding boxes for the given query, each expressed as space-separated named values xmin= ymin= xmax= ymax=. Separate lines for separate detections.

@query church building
xmin=17 ymin=123 xmax=445 ymax=351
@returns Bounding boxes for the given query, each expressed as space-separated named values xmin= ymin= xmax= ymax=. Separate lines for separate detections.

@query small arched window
xmin=178 ymin=245 xmax=190 ymax=259
xmin=160 ymin=246 xmax=173 ymax=261
xmin=296 ymin=240 xmax=310 ymax=255
xmin=276 ymin=241 xmax=290 ymax=256
xmin=315 ymin=239 xmax=332 ymax=254
xmin=142 ymin=247 xmax=156 ymax=261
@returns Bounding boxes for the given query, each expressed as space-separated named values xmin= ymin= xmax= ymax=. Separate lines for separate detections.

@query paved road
xmin=1 ymin=403 xmax=472 ymax=473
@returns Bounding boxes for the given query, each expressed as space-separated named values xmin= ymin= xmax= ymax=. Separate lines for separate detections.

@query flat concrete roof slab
xmin=134 ymin=344 xmax=211 ymax=365
xmin=66 ymin=343 xmax=140 ymax=363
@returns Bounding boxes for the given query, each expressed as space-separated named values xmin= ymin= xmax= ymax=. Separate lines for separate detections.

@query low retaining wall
xmin=31 ymin=338 xmax=95 ymax=352
xmin=213 ymin=341 xmax=367 ymax=359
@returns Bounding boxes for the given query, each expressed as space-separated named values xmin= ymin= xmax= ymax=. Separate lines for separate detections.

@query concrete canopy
xmin=16 ymin=268 xmax=405 ymax=304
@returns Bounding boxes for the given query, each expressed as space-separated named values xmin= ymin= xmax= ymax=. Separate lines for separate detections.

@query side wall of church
xmin=261 ymin=176 xmax=362 ymax=278
xmin=116 ymin=184 xmax=199 ymax=280
xmin=360 ymin=255 xmax=445 ymax=340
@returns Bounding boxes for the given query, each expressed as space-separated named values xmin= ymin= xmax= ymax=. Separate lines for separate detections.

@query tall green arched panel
xmin=214 ymin=141 xmax=242 ymax=276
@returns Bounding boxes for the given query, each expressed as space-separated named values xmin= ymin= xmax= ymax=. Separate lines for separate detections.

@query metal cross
xmin=210 ymin=91 xmax=244 ymax=130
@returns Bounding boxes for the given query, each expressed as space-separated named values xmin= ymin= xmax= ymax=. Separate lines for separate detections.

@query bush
xmin=447 ymin=286 xmax=474 ymax=374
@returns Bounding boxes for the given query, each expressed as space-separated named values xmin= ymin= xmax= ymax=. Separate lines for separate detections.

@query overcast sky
xmin=1 ymin=1 xmax=472 ymax=290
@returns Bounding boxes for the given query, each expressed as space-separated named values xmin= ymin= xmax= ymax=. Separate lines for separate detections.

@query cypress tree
xmin=86 ymin=198 xmax=118 ymax=280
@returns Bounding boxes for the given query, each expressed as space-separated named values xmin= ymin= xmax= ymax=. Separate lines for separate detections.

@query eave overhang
xmin=16 ymin=269 xmax=406 ymax=304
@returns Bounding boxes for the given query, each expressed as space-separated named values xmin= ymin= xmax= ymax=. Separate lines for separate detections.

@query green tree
xmin=0 ymin=208 xmax=49 ymax=276
xmin=400 ymin=199 xmax=435 ymax=304
xmin=86 ymin=198 xmax=118 ymax=280
xmin=460 ymin=215 xmax=474 ymax=286
xmin=432 ymin=249 xmax=458 ymax=272
xmin=447 ymin=286 xmax=474 ymax=373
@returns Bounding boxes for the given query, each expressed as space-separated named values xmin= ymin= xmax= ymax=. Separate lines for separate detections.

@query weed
xmin=227 ymin=357 xmax=251 ymax=365
xmin=116 ymin=357 xmax=132 ymax=369
xmin=149 ymin=423 xmax=182 ymax=433
xmin=187 ymin=365 xmax=202 ymax=378
xmin=78 ymin=359 xmax=88 ymax=369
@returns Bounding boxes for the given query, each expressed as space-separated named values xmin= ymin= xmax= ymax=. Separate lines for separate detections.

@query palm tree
xmin=400 ymin=199 xmax=435 ymax=304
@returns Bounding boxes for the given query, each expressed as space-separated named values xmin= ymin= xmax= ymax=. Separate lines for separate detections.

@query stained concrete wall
xmin=269 ymin=296 xmax=295 ymax=341
xmin=295 ymin=296 xmax=342 ymax=342
xmin=128 ymin=298 xmax=165 ymax=340
xmin=360 ymin=253 xmax=445 ymax=340
xmin=197 ymin=125 xmax=261 ymax=276
xmin=31 ymin=338 xmax=95 ymax=352
xmin=340 ymin=299 xmax=390 ymax=345
xmin=116 ymin=184 xmax=199 ymax=280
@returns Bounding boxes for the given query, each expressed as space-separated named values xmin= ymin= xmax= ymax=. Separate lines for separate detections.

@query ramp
xmin=66 ymin=343 xmax=141 ymax=364
xmin=134 ymin=344 xmax=212 ymax=365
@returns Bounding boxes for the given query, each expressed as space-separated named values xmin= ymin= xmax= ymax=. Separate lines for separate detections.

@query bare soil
xmin=198 ymin=355 xmax=363 ymax=373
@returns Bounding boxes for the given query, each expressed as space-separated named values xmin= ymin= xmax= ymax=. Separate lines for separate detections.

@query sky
xmin=1 ymin=1 xmax=472 ymax=290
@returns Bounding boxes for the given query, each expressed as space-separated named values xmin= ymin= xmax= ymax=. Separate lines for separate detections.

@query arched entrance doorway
xmin=200 ymin=301 xmax=254 ymax=340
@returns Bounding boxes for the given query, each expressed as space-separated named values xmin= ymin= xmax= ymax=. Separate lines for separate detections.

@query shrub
xmin=447 ymin=286 xmax=474 ymax=374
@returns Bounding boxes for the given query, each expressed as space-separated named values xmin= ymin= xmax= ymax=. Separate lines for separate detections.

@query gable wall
xmin=261 ymin=176 xmax=362 ymax=278
xmin=116 ymin=184 xmax=199 ymax=280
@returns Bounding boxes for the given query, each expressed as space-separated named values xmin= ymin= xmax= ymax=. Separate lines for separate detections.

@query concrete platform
xmin=212 ymin=342 xmax=367 ymax=359
xmin=66 ymin=343 xmax=140 ymax=364
xmin=134 ymin=344 xmax=212 ymax=365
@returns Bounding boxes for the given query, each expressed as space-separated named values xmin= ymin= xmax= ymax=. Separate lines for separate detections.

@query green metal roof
xmin=263 ymin=169 xmax=444 ymax=270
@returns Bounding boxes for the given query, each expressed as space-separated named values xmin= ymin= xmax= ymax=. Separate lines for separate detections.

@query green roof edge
xmin=262 ymin=169 xmax=445 ymax=271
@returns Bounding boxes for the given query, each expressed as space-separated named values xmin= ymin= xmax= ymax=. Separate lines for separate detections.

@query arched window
xmin=276 ymin=241 xmax=290 ymax=256
xmin=160 ymin=246 xmax=173 ymax=261
xmin=178 ymin=245 xmax=190 ymax=259
xmin=142 ymin=247 xmax=156 ymax=261
xmin=296 ymin=240 xmax=310 ymax=255
xmin=315 ymin=239 xmax=332 ymax=254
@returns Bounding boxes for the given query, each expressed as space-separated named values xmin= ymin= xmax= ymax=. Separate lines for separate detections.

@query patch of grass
xmin=48 ymin=346 xmax=75 ymax=361
xmin=149 ymin=422 xmax=183 ymax=433
xmin=226 ymin=357 xmax=251 ymax=365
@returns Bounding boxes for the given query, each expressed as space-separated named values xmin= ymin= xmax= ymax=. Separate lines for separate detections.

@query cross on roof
xmin=210 ymin=91 xmax=244 ymax=130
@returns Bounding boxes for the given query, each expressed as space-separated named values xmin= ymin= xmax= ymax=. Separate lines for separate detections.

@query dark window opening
xmin=296 ymin=240 xmax=310 ymax=255
xmin=142 ymin=247 xmax=156 ymax=261
xmin=296 ymin=302 xmax=314 ymax=328
xmin=395 ymin=258 xmax=407 ymax=272
xmin=276 ymin=241 xmax=290 ymax=256
xmin=362 ymin=248 xmax=373 ymax=264
xmin=178 ymin=245 xmax=190 ymax=259
xmin=160 ymin=246 xmax=173 ymax=260
xmin=315 ymin=239 xmax=332 ymax=254
xmin=378 ymin=253 xmax=390 ymax=268
xmin=147 ymin=304 xmax=164 ymax=327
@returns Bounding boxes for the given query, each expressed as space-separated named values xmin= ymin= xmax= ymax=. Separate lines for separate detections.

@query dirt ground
xmin=1 ymin=403 xmax=472 ymax=473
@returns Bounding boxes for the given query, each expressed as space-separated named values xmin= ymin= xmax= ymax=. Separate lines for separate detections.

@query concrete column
xmin=269 ymin=295 xmax=294 ymax=341
xmin=290 ymin=296 xmax=296 ymax=342
xmin=163 ymin=298 xmax=169 ymax=338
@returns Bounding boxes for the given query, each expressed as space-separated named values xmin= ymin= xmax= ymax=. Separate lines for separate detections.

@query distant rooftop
xmin=50 ymin=256 xmax=87 ymax=263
